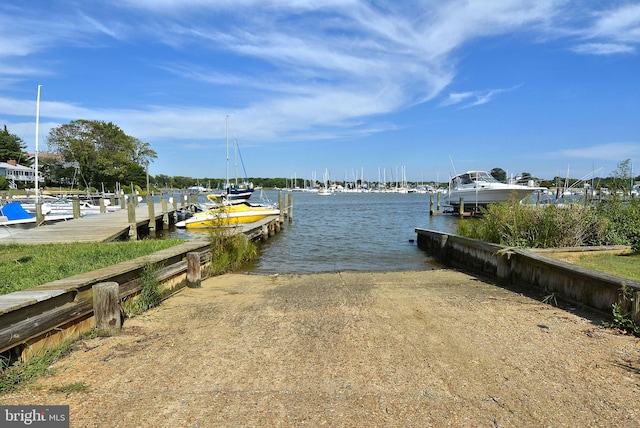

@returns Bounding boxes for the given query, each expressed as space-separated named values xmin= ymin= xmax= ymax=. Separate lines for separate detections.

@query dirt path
xmin=4 ymin=270 xmax=640 ymax=427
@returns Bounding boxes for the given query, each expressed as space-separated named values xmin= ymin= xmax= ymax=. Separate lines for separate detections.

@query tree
xmin=0 ymin=125 xmax=29 ymax=164
xmin=46 ymin=120 xmax=156 ymax=191
xmin=612 ymin=158 xmax=632 ymax=197
xmin=490 ymin=168 xmax=506 ymax=182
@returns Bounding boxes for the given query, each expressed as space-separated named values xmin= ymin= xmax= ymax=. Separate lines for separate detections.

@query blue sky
xmin=1 ymin=1 xmax=640 ymax=184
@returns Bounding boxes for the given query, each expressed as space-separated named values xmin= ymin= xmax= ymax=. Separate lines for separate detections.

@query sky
xmin=1 ymin=0 xmax=640 ymax=185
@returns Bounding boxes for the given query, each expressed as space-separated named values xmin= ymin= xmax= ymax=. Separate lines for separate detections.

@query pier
xmin=0 ymin=202 xmax=177 ymax=244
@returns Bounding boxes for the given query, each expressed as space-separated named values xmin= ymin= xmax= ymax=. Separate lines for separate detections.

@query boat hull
xmin=445 ymin=187 xmax=539 ymax=206
xmin=175 ymin=203 xmax=280 ymax=229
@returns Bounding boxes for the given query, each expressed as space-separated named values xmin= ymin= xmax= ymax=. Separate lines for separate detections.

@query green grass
xmin=569 ymin=252 xmax=640 ymax=282
xmin=0 ymin=239 xmax=185 ymax=295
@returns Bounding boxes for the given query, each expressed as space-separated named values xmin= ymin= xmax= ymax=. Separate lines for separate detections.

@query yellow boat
xmin=175 ymin=201 xmax=280 ymax=229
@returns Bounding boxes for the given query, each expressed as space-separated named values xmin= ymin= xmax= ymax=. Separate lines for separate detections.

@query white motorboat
xmin=445 ymin=171 xmax=544 ymax=208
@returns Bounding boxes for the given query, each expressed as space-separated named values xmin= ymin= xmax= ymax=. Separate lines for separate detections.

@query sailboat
xmin=176 ymin=116 xmax=279 ymax=229
xmin=209 ymin=116 xmax=254 ymax=202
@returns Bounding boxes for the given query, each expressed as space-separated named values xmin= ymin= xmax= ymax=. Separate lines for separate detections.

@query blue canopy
xmin=0 ymin=202 xmax=34 ymax=221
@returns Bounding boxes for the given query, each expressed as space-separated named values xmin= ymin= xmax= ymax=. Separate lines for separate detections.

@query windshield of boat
xmin=471 ymin=171 xmax=500 ymax=183
xmin=453 ymin=171 xmax=500 ymax=185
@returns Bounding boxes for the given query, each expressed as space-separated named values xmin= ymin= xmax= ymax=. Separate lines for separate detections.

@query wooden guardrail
xmin=0 ymin=240 xmax=212 ymax=361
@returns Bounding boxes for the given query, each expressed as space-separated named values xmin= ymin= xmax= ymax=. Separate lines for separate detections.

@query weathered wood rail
xmin=415 ymin=228 xmax=640 ymax=322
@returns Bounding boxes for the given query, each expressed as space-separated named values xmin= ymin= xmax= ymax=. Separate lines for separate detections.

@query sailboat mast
xmin=35 ymin=84 xmax=41 ymax=204
xmin=234 ymin=137 xmax=238 ymax=187
xmin=225 ymin=115 xmax=229 ymax=189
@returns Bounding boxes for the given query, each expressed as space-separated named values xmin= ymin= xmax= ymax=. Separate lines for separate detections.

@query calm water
xmin=171 ymin=190 xmax=461 ymax=274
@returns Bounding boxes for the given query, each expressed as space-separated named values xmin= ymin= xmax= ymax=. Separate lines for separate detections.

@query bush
xmin=208 ymin=230 xmax=258 ymax=275
xmin=457 ymin=199 xmax=616 ymax=249
xmin=595 ymin=199 xmax=640 ymax=252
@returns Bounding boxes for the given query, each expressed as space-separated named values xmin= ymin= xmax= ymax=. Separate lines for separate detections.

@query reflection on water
xmin=167 ymin=190 xmax=461 ymax=274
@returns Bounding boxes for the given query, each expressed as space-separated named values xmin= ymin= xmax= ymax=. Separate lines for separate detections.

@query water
xmin=171 ymin=190 xmax=460 ymax=274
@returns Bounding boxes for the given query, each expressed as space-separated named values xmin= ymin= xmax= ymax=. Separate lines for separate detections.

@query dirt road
xmin=4 ymin=270 xmax=640 ymax=427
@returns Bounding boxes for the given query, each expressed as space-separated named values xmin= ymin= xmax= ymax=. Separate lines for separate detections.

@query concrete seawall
xmin=415 ymin=228 xmax=640 ymax=321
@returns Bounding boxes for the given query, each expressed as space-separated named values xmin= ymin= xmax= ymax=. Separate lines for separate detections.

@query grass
xmin=0 ymin=239 xmax=185 ymax=295
xmin=567 ymin=252 xmax=640 ymax=282
xmin=0 ymin=340 xmax=76 ymax=394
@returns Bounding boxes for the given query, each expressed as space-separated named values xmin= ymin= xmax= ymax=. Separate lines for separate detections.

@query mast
xmin=225 ymin=115 xmax=229 ymax=190
xmin=35 ymin=84 xmax=41 ymax=204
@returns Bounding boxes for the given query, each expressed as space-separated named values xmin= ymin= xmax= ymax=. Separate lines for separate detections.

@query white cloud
xmin=570 ymin=3 xmax=640 ymax=55
xmin=572 ymin=43 xmax=635 ymax=55
xmin=440 ymin=86 xmax=520 ymax=109
xmin=560 ymin=143 xmax=640 ymax=162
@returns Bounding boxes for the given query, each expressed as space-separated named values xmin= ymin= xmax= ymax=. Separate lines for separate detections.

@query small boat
xmin=445 ymin=171 xmax=544 ymax=208
xmin=175 ymin=201 xmax=280 ymax=229
xmin=20 ymin=197 xmax=121 ymax=216
xmin=1 ymin=202 xmax=74 ymax=238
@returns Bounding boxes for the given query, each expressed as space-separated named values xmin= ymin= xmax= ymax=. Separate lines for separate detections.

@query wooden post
xmin=437 ymin=192 xmax=441 ymax=210
xmin=99 ymin=198 xmax=106 ymax=214
xmin=147 ymin=200 xmax=156 ymax=232
xmin=186 ymin=252 xmax=201 ymax=288
xmin=120 ymin=196 xmax=126 ymax=209
xmin=72 ymin=200 xmax=81 ymax=219
xmin=172 ymin=197 xmax=178 ymax=221
xmin=459 ymin=198 xmax=465 ymax=218
xmin=93 ymin=282 xmax=122 ymax=336
xmin=128 ymin=202 xmax=137 ymax=240
xmin=35 ymin=203 xmax=44 ymax=226
xmin=429 ymin=195 xmax=434 ymax=216
xmin=287 ymin=193 xmax=293 ymax=222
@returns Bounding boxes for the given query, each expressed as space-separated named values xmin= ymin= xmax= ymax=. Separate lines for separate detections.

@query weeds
xmin=457 ymin=198 xmax=640 ymax=250
xmin=603 ymin=303 xmax=640 ymax=336
xmin=542 ymin=293 xmax=558 ymax=307
xmin=121 ymin=262 xmax=162 ymax=317
xmin=208 ymin=228 xmax=258 ymax=276
xmin=0 ymin=340 xmax=74 ymax=395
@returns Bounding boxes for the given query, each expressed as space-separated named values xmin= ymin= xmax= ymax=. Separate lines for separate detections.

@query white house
xmin=0 ymin=160 xmax=37 ymax=189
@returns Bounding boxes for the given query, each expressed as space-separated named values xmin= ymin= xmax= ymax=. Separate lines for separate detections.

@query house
xmin=0 ymin=160 xmax=37 ymax=189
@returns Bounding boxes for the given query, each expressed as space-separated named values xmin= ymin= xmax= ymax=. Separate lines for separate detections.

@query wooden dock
xmin=0 ymin=203 xmax=176 ymax=245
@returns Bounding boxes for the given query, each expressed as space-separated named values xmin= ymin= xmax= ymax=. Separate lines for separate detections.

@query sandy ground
xmin=3 ymin=269 xmax=640 ymax=427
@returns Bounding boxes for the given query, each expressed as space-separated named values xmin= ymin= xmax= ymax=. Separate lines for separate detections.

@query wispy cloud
xmin=440 ymin=86 xmax=520 ymax=109
xmin=0 ymin=0 xmax=624 ymax=148
xmin=570 ymin=3 xmax=640 ymax=55
xmin=572 ymin=43 xmax=636 ymax=55
xmin=559 ymin=143 xmax=640 ymax=162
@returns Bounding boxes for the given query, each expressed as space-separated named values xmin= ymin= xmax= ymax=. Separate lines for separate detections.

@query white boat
xmin=19 ymin=197 xmax=121 ymax=217
xmin=1 ymin=202 xmax=74 ymax=238
xmin=445 ymin=171 xmax=544 ymax=208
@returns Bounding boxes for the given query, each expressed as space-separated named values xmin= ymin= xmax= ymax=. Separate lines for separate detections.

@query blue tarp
xmin=0 ymin=202 xmax=34 ymax=220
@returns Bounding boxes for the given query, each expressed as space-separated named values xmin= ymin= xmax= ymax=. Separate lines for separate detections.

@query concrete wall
xmin=416 ymin=228 xmax=640 ymax=322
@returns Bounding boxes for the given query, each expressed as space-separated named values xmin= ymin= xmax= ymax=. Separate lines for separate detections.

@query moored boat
xmin=175 ymin=201 xmax=280 ymax=229
xmin=445 ymin=170 xmax=544 ymax=208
